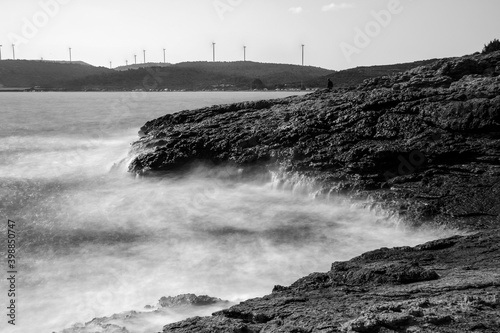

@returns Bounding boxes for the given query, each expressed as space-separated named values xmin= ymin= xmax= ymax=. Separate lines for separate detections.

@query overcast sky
xmin=1 ymin=0 xmax=499 ymax=70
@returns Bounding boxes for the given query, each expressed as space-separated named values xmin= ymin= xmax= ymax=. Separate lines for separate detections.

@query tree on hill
xmin=251 ymin=78 xmax=266 ymax=90
xmin=482 ymin=39 xmax=500 ymax=54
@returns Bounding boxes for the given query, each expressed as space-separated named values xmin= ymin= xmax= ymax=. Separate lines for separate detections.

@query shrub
xmin=482 ymin=39 xmax=500 ymax=54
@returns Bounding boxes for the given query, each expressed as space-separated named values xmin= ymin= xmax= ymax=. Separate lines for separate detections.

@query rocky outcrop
xmin=127 ymin=51 xmax=500 ymax=332
xmin=156 ymin=294 xmax=229 ymax=308
xmin=129 ymin=51 xmax=500 ymax=230
xmin=162 ymin=231 xmax=500 ymax=332
xmin=60 ymin=294 xmax=230 ymax=333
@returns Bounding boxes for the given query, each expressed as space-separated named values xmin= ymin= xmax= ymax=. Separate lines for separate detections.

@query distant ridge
xmin=0 ymin=58 xmax=441 ymax=91
xmin=0 ymin=60 xmax=112 ymax=88
xmin=38 ymin=60 xmax=94 ymax=66
xmin=64 ymin=61 xmax=334 ymax=91
xmin=306 ymin=59 xmax=439 ymax=88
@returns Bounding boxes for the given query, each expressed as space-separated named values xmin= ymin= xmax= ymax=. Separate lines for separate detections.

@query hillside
xmin=63 ymin=60 xmax=443 ymax=91
xmin=63 ymin=61 xmax=334 ymax=91
xmin=0 ymin=59 xmax=445 ymax=91
xmin=0 ymin=60 xmax=112 ymax=88
xmin=306 ymin=59 xmax=439 ymax=88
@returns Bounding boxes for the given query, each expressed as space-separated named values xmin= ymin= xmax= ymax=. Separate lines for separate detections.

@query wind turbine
xmin=301 ymin=44 xmax=305 ymax=66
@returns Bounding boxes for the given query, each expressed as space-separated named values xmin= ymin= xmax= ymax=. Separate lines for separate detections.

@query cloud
xmin=321 ymin=3 xmax=355 ymax=12
xmin=289 ymin=7 xmax=303 ymax=14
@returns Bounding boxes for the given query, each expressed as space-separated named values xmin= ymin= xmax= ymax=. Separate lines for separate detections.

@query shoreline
xmin=0 ymin=89 xmax=315 ymax=93
xmin=124 ymin=50 xmax=500 ymax=332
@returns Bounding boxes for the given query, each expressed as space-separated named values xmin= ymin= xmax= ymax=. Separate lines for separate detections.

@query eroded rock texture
xmin=129 ymin=51 xmax=500 ymax=230
xmin=60 ymin=294 xmax=230 ymax=333
xmin=162 ymin=232 xmax=500 ymax=333
xmin=127 ymin=51 xmax=500 ymax=332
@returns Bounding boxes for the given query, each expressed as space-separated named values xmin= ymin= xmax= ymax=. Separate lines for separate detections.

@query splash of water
xmin=0 ymin=92 xmax=459 ymax=333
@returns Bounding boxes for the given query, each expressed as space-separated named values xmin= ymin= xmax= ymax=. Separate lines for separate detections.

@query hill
xmin=0 ymin=60 xmax=112 ymax=88
xmin=306 ymin=59 xmax=439 ymax=88
xmin=62 ymin=60 xmax=443 ymax=91
xmin=0 ymin=58 xmax=447 ymax=91
xmin=63 ymin=61 xmax=334 ymax=91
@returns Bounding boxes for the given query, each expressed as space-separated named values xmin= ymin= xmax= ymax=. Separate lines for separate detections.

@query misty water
xmin=0 ymin=91 xmax=455 ymax=333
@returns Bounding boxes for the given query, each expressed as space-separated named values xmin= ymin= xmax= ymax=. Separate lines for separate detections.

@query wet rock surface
xmin=129 ymin=51 xmax=500 ymax=230
xmin=162 ymin=232 xmax=500 ymax=332
xmin=127 ymin=52 xmax=500 ymax=332
xmin=60 ymin=294 xmax=230 ymax=333
xmin=157 ymin=294 xmax=228 ymax=308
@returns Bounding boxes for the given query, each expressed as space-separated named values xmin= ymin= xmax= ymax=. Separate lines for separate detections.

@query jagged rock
xmin=158 ymin=294 xmax=228 ymax=308
xmin=129 ymin=51 xmax=500 ymax=230
xmin=126 ymin=51 xmax=500 ymax=333
xmin=329 ymin=261 xmax=439 ymax=286
xmin=60 ymin=294 xmax=229 ymax=333
xmin=161 ymin=231 xmax=500 ymax=333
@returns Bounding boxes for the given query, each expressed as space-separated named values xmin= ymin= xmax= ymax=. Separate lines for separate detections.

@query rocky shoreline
xmin=127 ymin=51 xmax=500 ymax=332
xmin=61 ymin=294 xmax=231 ymax=333
xmin=162 ymin=232 xmax=500 ymax=333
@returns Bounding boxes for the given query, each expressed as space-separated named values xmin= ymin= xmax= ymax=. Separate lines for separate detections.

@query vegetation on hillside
xmin=0 ymin=58 xmax=442 ymax=91
xmin=63 ymin=61 xmax=333 ymax=91
xmin=0 ymin=60 xmax=112 ymax=88
xmin=483 ymin=39 xmax=500 ymax=54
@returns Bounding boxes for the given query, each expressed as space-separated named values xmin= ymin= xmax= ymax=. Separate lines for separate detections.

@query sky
xmin=0 ymin=0 xmax=499 ymax=70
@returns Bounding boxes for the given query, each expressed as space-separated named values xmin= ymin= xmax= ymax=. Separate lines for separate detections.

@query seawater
xmin=0 ymin=92 xmax=454 ymax=333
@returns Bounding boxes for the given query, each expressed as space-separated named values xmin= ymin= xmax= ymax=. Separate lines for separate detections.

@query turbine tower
xmin=134 ymin=54 xmax=137 ymax=64
xmin=212 ymin=42 xmax=216 ymax=62
xmin=301 ymin=44 xmax=305 ymax=66
xmin=69 ymin=47 xmax=72 ymax=63
xmin=12 ymin=44 xmax=15 ymax=60
xmin=0 ymin=45 xmax=2 ymax=60
xmin=163 ymin=48 xmax=166 ymax=63
xmin=143 ymin=50 xmax=146 ymax=64
xmin=243 ymin=45 xmax=246 ymax=61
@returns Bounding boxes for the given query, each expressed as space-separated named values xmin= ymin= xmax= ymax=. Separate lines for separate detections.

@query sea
xmin=0 ymin=91 xmax=455 ymax=333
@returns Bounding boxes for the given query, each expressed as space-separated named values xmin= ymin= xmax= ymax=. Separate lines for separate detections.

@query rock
xmin=59 ymin=294 xmax=230 ymax=333
xmin=161 ymin=231 xmax=500 ymax=333
xmin=126 ymin=51 xmax=500 ymax=333
xmin=128 ymin=51 xmax=500 ymax=231
xmin=157 ymin=294 xmax=228 ymax=308
xmin=329 ymin=261 xmax=439 ymax=286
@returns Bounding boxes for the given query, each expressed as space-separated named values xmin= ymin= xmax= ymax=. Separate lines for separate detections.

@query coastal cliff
xmin=129 ymin=51 xmax=500 ymax=230
xmin=128 ymin=51 xmax=500 ymax=332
